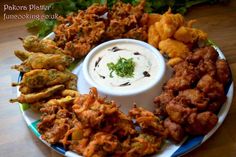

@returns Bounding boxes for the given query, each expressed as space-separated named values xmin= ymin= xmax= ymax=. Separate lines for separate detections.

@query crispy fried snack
xmin=216 ymin=59 xmax=231 ymax=86
xmin=54 ymin=4 xmax=107 ymax=59
xmin=185 ymin=111 xmax=218 ymax=135
xmin=147 ymin=13 xmax=162 ymax=27
xmin=178 ymin=89 xmax=209 ymax=110
xmin=10 ymin=84 xmax=65 ymax=104
xmin=20 ymin=36 xmax=65 ymax=55
xmin=164 ymin=60 xmax=199 ymax=91
xmin=36 ymin=87 xmax=168 ymax=157
xmin=65 ymin=72 xmax=78 ymax=90
xmin=154 ymin=10 xmax=185 ymax=41
xmin=129 ymin=105 xmax=167 ymax=136
xmin=159 ymin=39 xmax=190 ymax=59
xmin=193 ymin=46 xmax=219 ymax=62
xmin=125 ymin=133 xmax=163 ymax=157
xmin=154 ymin=46 xmax=231 ymax=142
xmin=104 ymin=0 xmax=147 ymax=41
xmin=154 ymin=90 xmax=175 ymax=117
xmin=166 ymin=97 xmax=197 ymax=124
xmin=83 ymin=132 xmax=119 ymax=157
xmin=12 ymin=50 xmax=74 ymax=72
xmin=14 ymin=50 xmax=31 ymax=61
xmin=148 ymin=25 xmax=160 ymax=48
xmin=164 ymin=118 xmax=185 ymax=142
xmin=197 ymin=74 xmax=225 ymax=101
xmin=73 ymin=87 xmax=119 ymax=128
xmin=167 ymin=57 xmax=183 ymax=67
xmin=12 ymin=69 xmax=72 ymax=92
xmin=174 ymin=26 xmax=208 ymax=44
xmin=61 ymin=89 xmax=80 ymax=98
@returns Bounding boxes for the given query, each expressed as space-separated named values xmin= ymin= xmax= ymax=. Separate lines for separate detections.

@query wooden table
xmin=0 ymin=1 xmax=236 ymax=157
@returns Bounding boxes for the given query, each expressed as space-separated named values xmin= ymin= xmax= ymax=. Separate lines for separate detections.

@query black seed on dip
xmin=134 ymin=52 xmax=140 ymax=55
xmin=99 ymin=74 xmax=105 ymax=79
xmin=119 ymin=82 xmax=131 ymax=86
xmin=109 ymin=46 xmax=122 ymax=52
xmin=95 ymin=57 xmax=102 ymax=67
xmin=143 ymin=71 xmax=151 ymax=77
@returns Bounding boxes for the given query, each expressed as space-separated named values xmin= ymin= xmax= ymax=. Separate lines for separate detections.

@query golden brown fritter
xmin=159 ymin=39 xmax=190 ymax=59
xmin=129 ymin=106 xmax=167 ymax=136
xmin=197 ymin=74 xmax=225 ymax=101
xmin=13 ymin=69 xmax=72 ymax=92
xmin=165 ymin=97 xmax=197 ymax=124
xmin=73 ymin=88 xmax=119 ymax=128
xmin=216 ymin=59 xmax=231 ymax=86
xmin=164 ymin=118 xmax=185 ymax=142
xmin=197 ymin=59 xmax=216 ymax=77
xmin=178 ymin=89 xmax=209 ymax=110
xmin=154 ymin=10 xmax=185 ymax=40
xmin=125 ymin=133 xmax=163 ymax=157
xmin=12 ymin=51 xmax=74 ymax=72
xmin=83 ymin=132 xmax=119 ymax=157
xmin=20 ymin=35 xmax=65 ymax=55
xmin=194 ymin=46 xmax=219 ymax=62
xmin=147 ymin=13 xmax=162 ymax=27
xmin=10 ymin=84 xmax=65 ymax=104
xmin=54 ymin=1 xmax=147 ymax=59
xmin=185 ymin=111 xmax=218 ymax=135
xmin=154 ymin=90 xmax=175 ymax=117
xmin=148 ymin=24 xmax=160 ymax=48
xmin=14 ymin=50 xmax=32 ymax=61
xmin=174 ymin=26 xmax=207 ymax=44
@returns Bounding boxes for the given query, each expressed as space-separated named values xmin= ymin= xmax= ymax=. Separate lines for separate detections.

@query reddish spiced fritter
xmin=54 ymin=0 xmax=148 ymax=59
xmin=154 ymin=46 xmax=231 ymax=142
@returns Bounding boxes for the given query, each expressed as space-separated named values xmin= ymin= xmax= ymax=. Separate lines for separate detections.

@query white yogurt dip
xmin=88 ymin=41 xmax=161 ymax=94
xmin=82 ymin=39 xmax=166 ymax=113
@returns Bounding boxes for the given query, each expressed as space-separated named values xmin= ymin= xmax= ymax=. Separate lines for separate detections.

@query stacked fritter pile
xmin=154 ymin=46 xmax=231 ymax=142
xmin=10 ymin=36 xmax=78 ymax=107
xmin=54 ymin=0 xmax=148 ymax=59
xmin=148 ymin=9 xmax=208 ymax=66
xmin=38 ymin=88 xmax=167 ymax=157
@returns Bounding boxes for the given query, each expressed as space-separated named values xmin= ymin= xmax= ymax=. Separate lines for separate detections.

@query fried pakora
xmin=166 ymin=97 xmax=197 ymax=124
xmin=129 ymin=105 xmax=167 ymax=136
xmin=54 ymin=1 xmax=148 ymax=59
xmin=174 ymin=26 xmax=207 ymax=44
xmin=159 ymin=39 xmax=190 ymax=59
xmin=10 ymin=84 xmax=65 ymax=104
xmin=12 ymin=50 xmax=74 ymax=72
xmin=155 ymin=10 xmax=185 ymax=41
xmin=197 ymin=74 xmax=225 ymax=101
xmin=185 ymin=111 xmax=218 ymax=135
xmin=12 ymin=69 xmax=72 ymax=93
xmin=154 ymin=90 xmax=175 ymax=117
xmin=154 ymin=45 xmax=231 ymax=142
xmin=148 ymin=25 xmax=160 ymax=48
xmin=20 ymin=35 xmax=65 ymax=55
xmin=164 ymin=118 xmax=185 ymax=142
xmin=216 ymin=59 xmax=231 ymax=86
xmin=14 ymin=50 xmax=32 ymax=61
xmin=178 ymin=89 xmax=209 ymax=110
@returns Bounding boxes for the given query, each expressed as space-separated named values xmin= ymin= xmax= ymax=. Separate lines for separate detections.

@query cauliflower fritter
xmin=159 ymin=39 xmax=190 ymax=59
xmin=174 ymin=26 xmax=208 ymax=44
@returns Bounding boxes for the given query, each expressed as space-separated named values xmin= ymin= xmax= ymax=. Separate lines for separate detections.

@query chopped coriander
xmin=107 ymin=57 xmax=135 ymax=78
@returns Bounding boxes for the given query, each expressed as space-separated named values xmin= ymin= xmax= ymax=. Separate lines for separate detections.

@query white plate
xmin=17 ymin=32 xmax=234 ymax=157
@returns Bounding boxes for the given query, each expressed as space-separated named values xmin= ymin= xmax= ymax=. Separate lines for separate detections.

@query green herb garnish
xmin=107 ymin=57 xmax=135 ymax=78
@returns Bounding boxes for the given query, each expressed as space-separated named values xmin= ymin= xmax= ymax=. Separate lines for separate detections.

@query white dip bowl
xmin=82 ymin=39 xmax=166 ymax=113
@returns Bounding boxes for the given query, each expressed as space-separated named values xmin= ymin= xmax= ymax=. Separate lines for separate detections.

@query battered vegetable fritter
xmin=13 ymin=69 xmax=71 ymax=90
xmin=10 ymin=84 xmax=65 ymax=104
xmin=20 ymin=35 xmax=65 ymax=55
xmin=12 ymin=50 xmax=74 ymax=72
